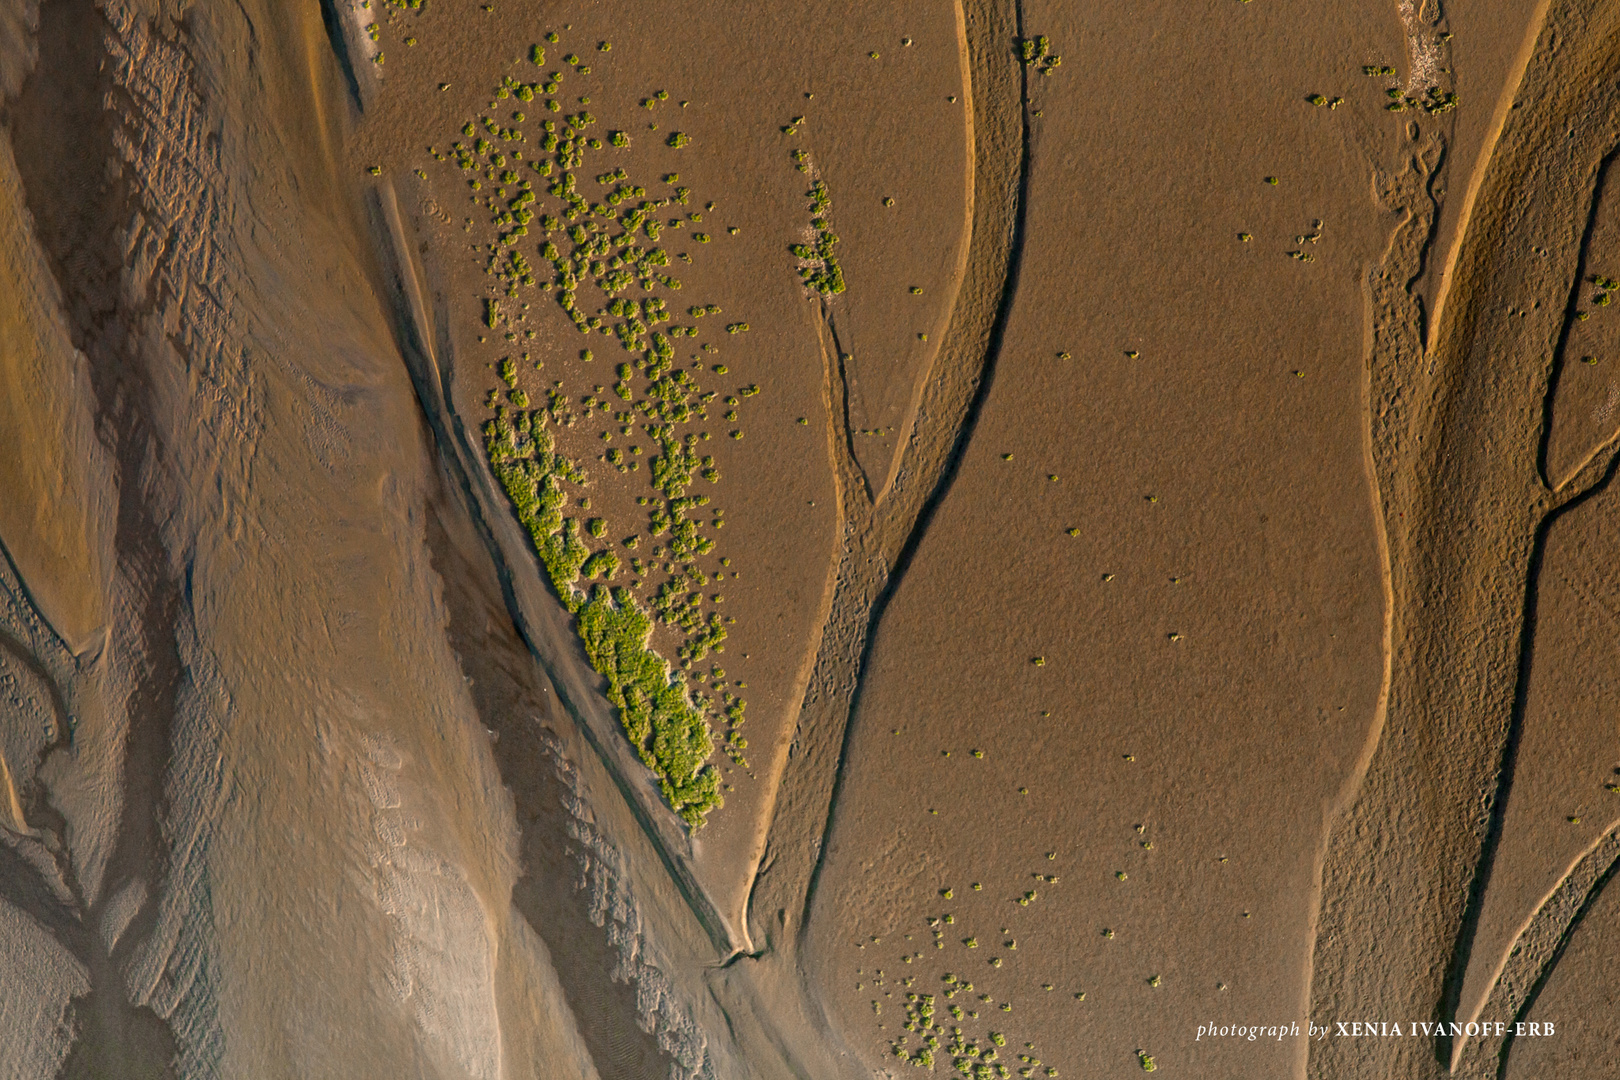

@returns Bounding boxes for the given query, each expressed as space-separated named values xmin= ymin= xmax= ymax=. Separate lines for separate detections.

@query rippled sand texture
xmin=3 ymin=1 xmax=1620 ymax=1079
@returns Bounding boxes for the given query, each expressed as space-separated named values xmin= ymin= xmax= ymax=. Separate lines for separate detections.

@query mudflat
xmin=2 ymin=2 xmax=1619 ymax=1079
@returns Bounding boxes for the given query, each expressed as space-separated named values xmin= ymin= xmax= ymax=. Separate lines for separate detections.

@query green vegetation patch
xmin=787 ymin=154 xmax=846 ymax=296
xmin=485 ymin=409 xmax=721 ymax=824
xmin=456 ymin=31 xmax=763 ymax=825
xmin=1019 ymin=35 xmax=1061 ymax=76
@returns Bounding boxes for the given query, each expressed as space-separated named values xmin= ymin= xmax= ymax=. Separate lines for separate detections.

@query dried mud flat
xmin=2 ymin=0 xmax=1620 ymax=1078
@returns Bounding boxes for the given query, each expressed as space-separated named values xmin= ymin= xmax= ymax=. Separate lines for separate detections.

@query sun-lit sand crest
xmin=358 ymin=735 xmax=504 ymax=1080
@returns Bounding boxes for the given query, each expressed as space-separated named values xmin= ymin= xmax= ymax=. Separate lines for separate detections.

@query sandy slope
xmin=1312 ymin=1 xmax=1620 ymax=1077
xmin=1 ymin=1 xmax=668 ymax=1076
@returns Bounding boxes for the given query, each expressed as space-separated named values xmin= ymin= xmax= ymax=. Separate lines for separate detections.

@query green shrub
xmin=485 ymin=411 xmax=722 ymax=826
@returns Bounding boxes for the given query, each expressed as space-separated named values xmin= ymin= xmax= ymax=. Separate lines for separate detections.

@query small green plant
xmin=667 ymin=131 xmax=690 ymax=148
xmin=1019 ymin=35 xmax=1061 ymax=75
xmin=581 ymin=550 xmax=620 ymax=579
xmin=789 ymin=167 xmax=847 ymax=296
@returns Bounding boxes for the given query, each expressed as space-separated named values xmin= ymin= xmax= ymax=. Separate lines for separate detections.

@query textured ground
xmin=2 ymin=1 xmax=1620 ymax=1079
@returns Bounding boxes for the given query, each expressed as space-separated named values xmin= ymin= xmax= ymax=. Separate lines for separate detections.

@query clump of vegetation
xmin=860 ymin=847 xmax=1080 ymax=1076
xmin=1384 ymin=85 xmax=1458 ymax=114
xmin=1421 ymin=87 xmax=1459 ymax=114
xmin=1285 ymin=218 xmax=1324 ymax=264
xmin=484 ymin=409 xmax=720 ymax=822
xmin=459 ymin=31 xmax=760 ymax=821
xmin=1019 ymin=35 xmax=1061 ymax=76
xmin=787 ymin=154 xmax=846 ymax=297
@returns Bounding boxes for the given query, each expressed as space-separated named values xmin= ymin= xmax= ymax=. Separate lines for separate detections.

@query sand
xmin=804 ymin=1 xmax=1398 ymax=1074
xmin=1 ymin=0 xmax=1619 ymax=1078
